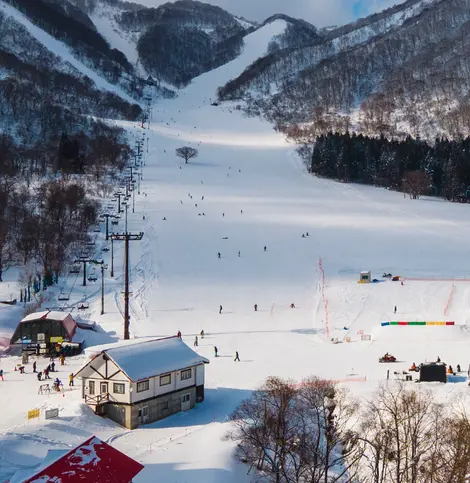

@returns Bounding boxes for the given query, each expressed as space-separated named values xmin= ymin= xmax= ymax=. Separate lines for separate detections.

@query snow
xmin=0 ymin=0 xmax=138 ymax=105
xmin=94 ymin=337 xmax=209 ymax=381
xmin=3 ymin=12 xmax=470 ymax=482
xmin=88 ymin=3 xmax=143 ymax=74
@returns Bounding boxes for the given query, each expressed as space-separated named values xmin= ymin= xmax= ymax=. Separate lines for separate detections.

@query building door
xmin=100 ymin=382 xmax=108 ymax=395
xmin=181 ymin=394 xmax=191 ymax=411
xmin=138 ymin=406 xmax=149 ymax=424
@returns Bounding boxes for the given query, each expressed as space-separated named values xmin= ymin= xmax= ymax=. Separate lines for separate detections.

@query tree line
xmin=307 ymin=132 xmax=470 ymax=202
xmin=0 ymin=124 xmax=131 ymax=284
xmin=231 ymin=377 xmax=470 ymax=483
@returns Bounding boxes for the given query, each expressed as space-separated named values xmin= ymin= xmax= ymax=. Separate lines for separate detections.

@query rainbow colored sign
xmin=381 ymin=321 xmax=455 ymax=326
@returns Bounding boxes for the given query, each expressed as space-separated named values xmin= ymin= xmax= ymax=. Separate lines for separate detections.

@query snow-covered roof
xmin=21 ymin=436 xmax=144 ymax=483
xmin=21 ymin=310 xmax=71 ymax=322
xmin=105 ymin=336 xmax=209 ymax=381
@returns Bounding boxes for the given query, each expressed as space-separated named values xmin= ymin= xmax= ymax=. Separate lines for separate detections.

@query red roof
xmin=23 ymin=436 xmax=144 ymax=483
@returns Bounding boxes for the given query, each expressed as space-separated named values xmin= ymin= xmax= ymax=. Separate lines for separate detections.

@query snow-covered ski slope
xmin=3 ymin=17 xmax=470 ymax=483
xmin=0 ymin=1 xmax=137 ymax=104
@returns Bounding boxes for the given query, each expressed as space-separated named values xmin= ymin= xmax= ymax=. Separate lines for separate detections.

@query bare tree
xmin=175 ymin=146 xmax=198 ymax=164
xmin=402 ymin=170 xmax=430 ymax=199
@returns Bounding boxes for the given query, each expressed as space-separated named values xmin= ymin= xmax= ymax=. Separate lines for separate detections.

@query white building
xmin=74 ymin=336 xmax=209 ymax=429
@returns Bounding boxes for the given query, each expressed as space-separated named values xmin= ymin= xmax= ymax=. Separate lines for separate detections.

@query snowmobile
xmin=382 ymin=273 xmax=392 ymax=278
xmin=379 ymin=354 xmax=397 ymax=363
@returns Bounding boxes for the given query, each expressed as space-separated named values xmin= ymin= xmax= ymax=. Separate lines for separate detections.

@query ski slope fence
xmin=381 ymin=321 xmax=455 ymax=326
xmin=443 ymin=282 xmax=455 ymax=316
xmin=318 ymin=257 xmax=330 ymax=340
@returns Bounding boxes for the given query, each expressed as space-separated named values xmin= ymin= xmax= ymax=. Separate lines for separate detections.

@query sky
xmin=134 ymin=0 xmax=406 ymax=27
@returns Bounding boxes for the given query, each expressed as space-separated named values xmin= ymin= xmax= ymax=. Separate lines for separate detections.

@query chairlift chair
xmin=58 ymin=293 xmax=70 ymax=301
xmin=102 ymin=246 xmax=110 ymax=252
xmin=78 ymin=301 xmax=90 ymax=310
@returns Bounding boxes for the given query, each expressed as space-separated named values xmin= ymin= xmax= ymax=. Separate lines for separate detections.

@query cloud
xmin=134 ymin=0 xmax=407 ymax=27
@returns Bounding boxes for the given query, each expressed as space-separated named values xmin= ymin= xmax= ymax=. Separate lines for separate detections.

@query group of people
xmin=217 ymin=246 xmax=267 ymax=260
xmin=177 ymin=330 xmax=240 ymax=361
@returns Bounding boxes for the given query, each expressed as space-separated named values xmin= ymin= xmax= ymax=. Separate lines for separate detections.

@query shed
xmin=359 ymin=271 xmax=371 ymax=283
xmin=10 ymin=310 xmax=77 ymax=348
xmin=19 ymin=435 xmax=144 ymax=483
xmin=419 ymin=363 xmax=447 ymax=383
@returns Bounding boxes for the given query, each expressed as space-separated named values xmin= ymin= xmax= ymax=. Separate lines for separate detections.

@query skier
xmin=254 ymin=304 xmax=258 ymax=312
xmin=214 ymin=346 xmax=218 ymax=357
xmin=437 ymin=356 xmax=441 ymax=363
xmin=306 ymin=232 xmax=309 ymax=236
xmin=234 ymin=351 xmax=240 ymax=362
xmin=177 ymin=330 xmax=182 ymax=339
xmin=60 ymin=354 xmax=65 ymax=366
xmin=33 ymin=361 xmax=37 ymax=373
xmin=301 ymin=234 xmax=305 ymax=238
xmin=51 ymin=361 xmax=55 ymax=372
xmin=202 ymin=196 xmax=204 ymax=200
xmin=180 ymin=200 xmax=183 ymax=204
xmin=44 ymin=367 xmax=50 ymax=379
xmin=194 ymin=336 xmax=198 ymax=347
xmin=54 ymin=377 xmax=62 ymax=392
xmin=195 ymin=204 xmax=197 ymax=207
xmin=19 ymin=366 xmax=25 ymax=374
xmin=241 ymin=210 xmax=243 ymax=214
xmin=37 ymin=371 xmax=42 ymax=381
xmin=457 ymin=364 xmax=461 ymax=372
xmin=0 ymin=369 xmax=3 ymax=381
xmin=238 ymin=251 xmax=240 ymax=257
xmin=200 ymin=330 xmax=204 ymax=339
xmin=217 ymin=252 xmax=221 ymax=259
xmin=222 ymin=213 xmax=225 ymax=217
xmin=69 ymin=373 xmax=74 ymax=387
xmin=394 ymin=306 xmax=397 ymax=314
xmin=219 ymin=305 xmax=223 ymax=314
xmin=163 ymin=217 xmax=167 ymax=221
xmin=264 ymin=246 xmax=267 ymax=252
xmin=290 ymin=303 xmax=295 ymax=308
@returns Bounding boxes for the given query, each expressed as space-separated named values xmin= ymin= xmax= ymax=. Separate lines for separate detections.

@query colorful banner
xmin=381 ymin=321 xmax=455 ymax=326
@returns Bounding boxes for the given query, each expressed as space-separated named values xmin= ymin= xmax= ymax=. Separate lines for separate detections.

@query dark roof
xmin=22 ymin=436 xmax=144 ymax=483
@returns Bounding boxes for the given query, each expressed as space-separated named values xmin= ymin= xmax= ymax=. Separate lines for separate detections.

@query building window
xmin=137 ymin=380 xmax=149 ymax=393
xmin=113 ymin=383 xmax=125 ymax=394
xmin=181 ymin=394 xmax=190 ymax=403
xmin=180 ymin=368 xmax=192 ymax=381
xmin=160 ymin=374 xmax=171 ymax=386
xmin=89 ymin=381 xmax=95 ymax=395
xmin=161 ymin=401 xmax=169 ymax=411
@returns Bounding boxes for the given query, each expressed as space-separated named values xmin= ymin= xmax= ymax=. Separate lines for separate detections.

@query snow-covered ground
xmin=2 ymin=17 xmax=470 ymax=483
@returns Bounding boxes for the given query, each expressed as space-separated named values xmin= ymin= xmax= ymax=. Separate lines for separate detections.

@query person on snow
xmin=264 ymin=246 xmax=267 ymax=252
xmin=195 ymin=204 xmax=198 ymax=208
xmin=254 ymin=304 xmax=258 ymax=312
xmin=44 ymin=367 xmax=50 ymax=379
xmin=200 ymin=330 xmax=204 ymax=339
xmin=448 ymin=365 xmax=454 ymax=374
xmin=202 ymin=196 xmax=204 ymax=200
xmin=457 ymin=364 xmax=461 ymax=372
xmin=194 ymin=336 xmax=198 ymax=347
xmin=394 ymin=306 xmax=397 ymax=314
xmin=301 ymin=234 xmax=305 ymax=238
xmin=234 ymin=351 xmax=240 ymax=362
xmin=290 ymin=303 xmax=295 ymax=308
xmin=410 ymin=362 xmax=417 ymax=371
xmin=238 ymin=251 xmax=240 ymax=257
xmin=51 ymin=361 xmax=55 ymax=372
xmin=241 ymin=210 xmax=243 ymax=214
xmin=437 ymin=356 xmax=441 ymax=363
xmin=222 ymin=213 xmax=225 ymax=217
xmin=217 ymin=252 xmax=221 ymax=259
xmin=163 ymin=217 xmax=167 ymax=221
xmin=54 ymin=377 xmax=62 ymax=392
xmin=69 ymin=373 xmax=74 ymax=387
xmin=19 ymin=366 xmax=25 ymax=374
xmin=59 ymin=354 xmax=65 ymax=366
xmin=177 ymin=330 xmax=182 ymax=339
xmin=0 ymin=369 xmax=3 ymax=381
xmin=33 ymin=361 xmax=37 ymax=373
xmin=306 ymin=232 xmax=309 ymax=236
xmin=214 ymin=346 xmax=218 ymax=357
xmin=219 ymin=305 xmax=223 ymax=314
xmin=37 ymin=371 xmax=42 ymax=381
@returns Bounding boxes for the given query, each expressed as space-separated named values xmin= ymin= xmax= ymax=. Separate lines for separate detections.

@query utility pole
xmin=100 ymin=264 xmax=107 ymax=315
xmin=110 ymin=232 xmax=144 ymax=339
xmin=111 ymin=237 xmax=114 ymax=277
xmin=116 ymin=193 xmax=122 ymax=214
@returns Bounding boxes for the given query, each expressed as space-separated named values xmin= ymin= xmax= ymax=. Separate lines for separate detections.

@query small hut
xmin=419 ymin=363 xmax=447 ymax=383
xmin=358 ymin=271 xmax=371 ymax=284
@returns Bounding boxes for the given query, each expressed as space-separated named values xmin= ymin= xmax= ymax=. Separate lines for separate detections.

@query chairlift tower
xmin=110 ymin=231 xmax=144 ymax=339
